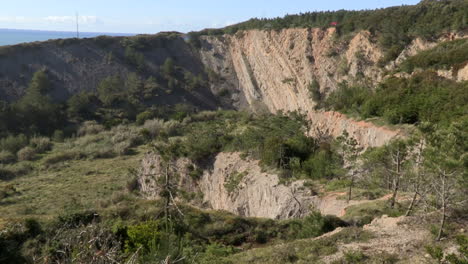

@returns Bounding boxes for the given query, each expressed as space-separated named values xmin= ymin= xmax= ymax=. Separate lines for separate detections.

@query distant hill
xmin=0 ymin=28 xmax=135 ymax=46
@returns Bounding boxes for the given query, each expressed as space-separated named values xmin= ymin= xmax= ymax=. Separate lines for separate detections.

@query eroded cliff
xmin=138 ymin=152 xmax=384 ymax=219
xmin=199 ymin=29 xmax=466 ymax=147
xmin=199 ymin=29 xmax=397 ymax=147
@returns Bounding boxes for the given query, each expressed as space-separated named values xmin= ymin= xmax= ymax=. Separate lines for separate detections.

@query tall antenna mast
xmin=76 ymin=12 xmax=80 ymax=38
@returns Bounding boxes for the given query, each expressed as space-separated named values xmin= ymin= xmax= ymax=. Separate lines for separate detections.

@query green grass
xmin=0 ymin=145 xmax=148 ymax=222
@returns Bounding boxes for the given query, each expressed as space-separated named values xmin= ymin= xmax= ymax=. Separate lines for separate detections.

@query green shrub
xmin=77 ymin=121 xmax=105 ymax=136
xmin=111 ymin=125 xmax=144 ymax=147
xmin=224 ymin=171 xmax=247 ymax=193
xmin=325 ymin=179 xmax=351 ymax=191
xmin=289 ymin=212 xmax=347 ymax=239
xmin=326 ymin=72 xmax=468 ymax=126
xmin=0 ymin=151 xmax=16 ymax=164
xmin=136 ymin=111 xmax=153 ymax=125
xmin=29 ymin=136 xmax=52 ymax=153
xmin=52 ymin=130 xmax=65 ymax=142
xmin=343 ymin=250 xmax=367 ymax=263
xmin=197 ymin=243 xmax=238 ymax=264
xmin=125 ymin=221 xmax=161 ymax=252
xmin=188 ymin=166 xmax=204 ymax=180
xmin=343 ymin=200 xmax=405 ymax=226
xmin=0 ymin=134 xmax=29 ymax=154
xmin=0 ymin=162 xmax=34 ymax=180
xmin=9 ymin=162 xmax=34 ymax=176
xmin=113 ymin=141 xmax=132 ymax=156
xmin=401 ymin=38 xmax=468 ymax=73
xmin=17 ymin=146 xmax=37 ymax=161
xmin=57 ymin=211 xmax=99 ymax=228
xmin=143 ymin=119 xmax=165 ymax=138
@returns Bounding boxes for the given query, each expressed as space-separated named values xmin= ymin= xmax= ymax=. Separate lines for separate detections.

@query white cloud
xmin=44 ymin=16 xmax=100 ymax=24
xmin=0 ymin=16 xmax=31 ymax=23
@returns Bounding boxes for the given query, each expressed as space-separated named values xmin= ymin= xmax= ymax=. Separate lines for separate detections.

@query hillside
xmin=1 ymin=0 xmax=467 ymax=263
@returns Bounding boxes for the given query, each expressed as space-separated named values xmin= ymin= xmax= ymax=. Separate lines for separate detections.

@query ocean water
xmin=0 ymin=29 xmax=135 ymax=46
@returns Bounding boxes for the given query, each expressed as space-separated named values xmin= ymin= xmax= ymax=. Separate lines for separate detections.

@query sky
xmin=1 ymin=0 xmax=421 ymax=34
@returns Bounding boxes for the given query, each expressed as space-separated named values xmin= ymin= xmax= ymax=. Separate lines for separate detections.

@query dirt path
xmin=322 ymin=215 xmax=430 ymax=263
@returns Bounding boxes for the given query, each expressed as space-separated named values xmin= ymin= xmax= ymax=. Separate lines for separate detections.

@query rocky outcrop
xmin=200 ymin=29 xmax=401 ymax=147
xmin=139 ymin=151 xmax=389 ymax=219
xmin=198 ymin=152 xmax=317 ymax=219
xmin=139 ymin=152 xmax=318 ymax=219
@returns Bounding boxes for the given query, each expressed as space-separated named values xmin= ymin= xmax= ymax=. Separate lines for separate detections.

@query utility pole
xmin=76 ymin=12 xmax=80 ymax=38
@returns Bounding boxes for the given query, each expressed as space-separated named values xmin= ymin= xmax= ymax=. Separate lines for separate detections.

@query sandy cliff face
xmin=138 ymin=152 xmax=355 ymax=219
xmin=200 ymin=29 xmax=400 ymax=147
xmin=138 ymin=151 xmax=394 ymax=219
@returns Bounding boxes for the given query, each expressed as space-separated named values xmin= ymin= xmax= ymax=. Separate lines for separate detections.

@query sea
xmin=0 ymin=28 xmax=135 ymax=46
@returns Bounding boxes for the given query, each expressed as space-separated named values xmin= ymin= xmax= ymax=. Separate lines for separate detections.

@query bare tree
xmin=422 ymin=123 xmax=466 ymax=241
xmin=405 ymin=136 xmax=431 ymax=216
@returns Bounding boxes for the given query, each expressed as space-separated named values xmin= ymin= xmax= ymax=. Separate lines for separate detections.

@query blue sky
xmin=1 ymin=0 xmax=420 ymax=33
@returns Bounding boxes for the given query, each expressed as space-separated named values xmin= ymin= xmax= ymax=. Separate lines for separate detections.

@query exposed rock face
xmin=198 ymin=152 xmax=317 ymax=219
xmin=139 ymin=151 xmax=395 ymax=219
xmin=200 ymin=29 xmax=400 ymax=147
xmin=139 ymin=152 xmax=319 ymax=219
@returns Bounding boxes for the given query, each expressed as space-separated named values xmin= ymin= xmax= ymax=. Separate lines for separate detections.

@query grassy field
xmin=0 ymin=142 xmax=148 ymax=224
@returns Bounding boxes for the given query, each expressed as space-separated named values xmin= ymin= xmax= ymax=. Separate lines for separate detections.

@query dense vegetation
xmin=0 ymin=56 xmax=213 ymax=150
xmin=0 ymin=110 xmax=352 ymax=263
xmin=152 ymin=111 xmax=344 ymax=181
xmin=191 ymin=0 xmax=467 ymax=61
xmin=400 ymin=38 xmax=468 ymax=73
xmin=1 ymin=1 xmax=467 ymax=262
xmin=322 ymin=71 xmax=468 ymax=126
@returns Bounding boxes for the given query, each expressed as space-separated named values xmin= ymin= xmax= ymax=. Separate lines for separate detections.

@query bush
xmin=344 ymin=250 xmax=367 ymax=263
xmin=325 ymin=72 xmax=468 ymax=126
xmin=162 ymin=120 xmax=181 ymax=137
xmin=29 ymin=136 xmax=52 ymax=153
xmin=0 ymin=134 xmax=29 ymax=154
xmin=136 ymin=111 xmax=153 ymax=125
xmin=125 ymin=221 xmax=161 ymax=252
xmin=289 ymin=211 xmax=347 ymax=239
xmin=52 ymin=130 xmax=65 ymax=142
xmin=8 ymin=162 xmax=34 ymax=176
xmin=111 ymin=125 xmax=143 ymax=146
xmin=0 ymin=162 xmax=33 ymax=180
xmin=126 ymin=177 xmax=139 ymax=192
xmin=0 ymin=151 xmax=16 ymax=164
xmin=401 ymin=38 xmax=468 ymax=73
xmin=143 ymin=119 xmax=165 ymax=138
xmin=113 ymin=141 xmax=133 ymax=156
xmin=77 ymin=121 xmax=105 ymax=136
xmin=17 ymin=147 xmax=37 ymax=161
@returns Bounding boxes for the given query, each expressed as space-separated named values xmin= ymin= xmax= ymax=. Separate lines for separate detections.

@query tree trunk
xmin=405 ymin=191 xmax=418 ymax=216
xmin=390 ymin=175 xmax=400 ymax=208
xmin=436 ymin=202 xmax=446 ymax=241
xmin=436 ymin=173 xmax=447 ymax=241
xmin=347 ymin=176 xmax=354 ymax=203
